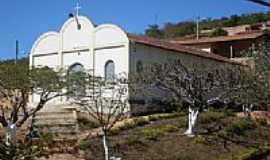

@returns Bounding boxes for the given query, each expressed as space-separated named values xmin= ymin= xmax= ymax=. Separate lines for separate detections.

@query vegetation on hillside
xmin=145 ymin=12 xmax=270 ymax=39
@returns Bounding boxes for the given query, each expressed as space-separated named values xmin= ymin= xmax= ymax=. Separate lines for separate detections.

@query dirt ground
xmin=81 ymin=112 xmax=270 ymax=160
xmin=0 ymin=111 xmax=269 ymax=160
xmin=38 ymin=154 xmax=84 ymax=160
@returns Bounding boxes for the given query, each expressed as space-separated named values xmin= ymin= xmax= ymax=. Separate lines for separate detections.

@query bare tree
xmin=0 ymin=63 xmax=69 ymax=146
xmin=134 ymin=60 xmax=239 ymax=136
xmin=74 ymin=71 xmax=129 ymax=160
xmin=226 ymin=42 xmax=270 ymax=115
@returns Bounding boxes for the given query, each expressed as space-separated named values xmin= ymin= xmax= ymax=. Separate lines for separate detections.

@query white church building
xmin=30 ymin=14 xmax=242 ymax=114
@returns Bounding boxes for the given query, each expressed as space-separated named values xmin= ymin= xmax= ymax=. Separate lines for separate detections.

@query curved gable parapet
xmin=95 ymin=24 xmax=129 ymax=47
xmin=31 ymin=31 xmax=60 ymax=55
xmin=60 ymin=16 xmax=94 ymax=33
xmin=61 ymin=16 xmax=94 ymax=51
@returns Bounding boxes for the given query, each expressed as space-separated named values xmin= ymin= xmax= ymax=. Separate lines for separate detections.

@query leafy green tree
xmin=163 ymin=22 xmax=196 ymax=38
xmin=145 ymin=24 xmax=164 ymax=38
xmin=210 ymin=28 xmax=228 ymax=37
xmin=0 ymin=60 xmax=69 ymax=146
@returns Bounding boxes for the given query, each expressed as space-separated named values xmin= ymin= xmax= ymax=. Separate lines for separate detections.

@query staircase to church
xmin=33 ymin=109 xmax=79 ymax=139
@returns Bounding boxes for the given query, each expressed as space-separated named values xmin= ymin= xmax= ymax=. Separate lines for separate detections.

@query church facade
xmin=30 ymin=15 xmax=242 ymax=113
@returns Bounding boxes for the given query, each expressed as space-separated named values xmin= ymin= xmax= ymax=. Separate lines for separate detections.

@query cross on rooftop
xmin=75 ymin=2 xmax=81 ymax=17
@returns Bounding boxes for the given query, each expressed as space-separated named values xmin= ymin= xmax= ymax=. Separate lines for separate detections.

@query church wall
xmin=30 ymin=16 xmax=131 ymax=110
xmin=62 ymin=51 xmax=92 ymax=70
xmin=128 ymin=43 xmax=239 ymax=115
xmin=33 ymin=54 xmax=60 ymax=68
xmin=129 ymin=43 xmax=236 ymax=74
xmin=94 ymin=46 xmax=129 ymax=78
xmin=94 ymin=24 xmax=130 ymax=78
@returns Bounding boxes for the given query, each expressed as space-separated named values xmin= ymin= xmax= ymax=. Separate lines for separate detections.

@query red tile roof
xmin=170 ymin=31 xmax=264 ymax=45
xmin=127 ymin=34 xmax=244 ymax=66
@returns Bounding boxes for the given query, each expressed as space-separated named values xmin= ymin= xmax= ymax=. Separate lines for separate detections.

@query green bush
xmin=210 ymin=27 xmax=228 ymax=37
xmin=78 ymin=117 xmax=100 ymax=130
xmin=225 ymin=118 xmax=256 ymax=136
xmin=193 ymin=135 xmax=208 ymax=145
xmin=223 ymin=109 xmax=235 ymax=117
xmin=39 ymin=132 xmax=54 ymax=145
xmin=142 ymin=128 xmax=162 ymax=141
xmin=78 ymin=139 xmax=91 ymax=150
xmin=120 ymin=121 xmax=136 ymax=130
xmin=148 ymin=113 xmax=181 ymax=121
xmin=199 ymin=111 xmax=226 ymax=124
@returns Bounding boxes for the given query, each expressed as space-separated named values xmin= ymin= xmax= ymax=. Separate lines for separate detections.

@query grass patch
xmin=110 ymin=113 xmax=182 ymax=135
xmin=148 ymin=113 xmax=181 ymax=121
xmin=224 ymin=118 xmax=256 ymax=136
xmin=142 ymin=124 xmax=178 ymax=141
xmin=219 ymin=145 xmax=270 ymax=160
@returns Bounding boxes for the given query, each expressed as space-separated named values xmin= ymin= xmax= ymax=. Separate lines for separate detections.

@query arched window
xmin=136 ymin=61 xmax=143 ymax=73
xmin=105 ymin=60 xmax=115 ymax=81
xmin=68 ymin=63 xmax=85 ymax=97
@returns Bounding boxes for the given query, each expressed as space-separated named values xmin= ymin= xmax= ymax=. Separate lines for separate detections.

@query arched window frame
xmin=104 ymin=60 xmax=115 ymax=82
xmin=67 ymin=63 xmax=85 ymax=98
xmin=136 ymin=60 xmax=143 ymax=73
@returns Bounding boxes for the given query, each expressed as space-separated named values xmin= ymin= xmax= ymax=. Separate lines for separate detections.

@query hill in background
xmin=145 ymin=12 xmax=270 ymax=39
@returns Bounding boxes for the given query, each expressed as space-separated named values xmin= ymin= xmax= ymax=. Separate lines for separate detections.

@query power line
xmin=247 ymin=0 xmax=270 ymax=7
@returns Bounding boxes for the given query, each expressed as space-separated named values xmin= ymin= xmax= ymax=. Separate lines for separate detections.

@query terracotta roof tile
xmin=127 ymin=34 xmax=243 ymax=66
xmin=171 ymin=31 xmax=264 ymax=45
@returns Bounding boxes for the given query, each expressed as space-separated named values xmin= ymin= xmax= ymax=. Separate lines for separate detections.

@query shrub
xmin=199 ymin=111 xmax=226 ymax=124
xmin=193 ymin=135 xmax=208 ymax=145
xmin=142 ymin=128 xmax=162 ymax=141
xmin=78 ymin=117 xmax=100 ymax=130
xmin=255 ymin=118 xmax=268 ymax=126
xmin=148 ymin=113 xmax=181 ymax=121
xmin=0 ymin=142 xmax=43 ymax=160
xmin=225 ymin=118 xmax=256 ymax=136
xmin=79 ymin=139 xmax=91 ymax=150
xmin=120 ymin=120 xmax=136 ymax=130
xmin=223 ymin=109 xmax=235 ymax=117
xmin=39 ymin=132 xmax=54 ymax=146
xmin=210 ymin=27 xmax=228 ymax=37
xmin=134 ymin=117 xmax=150 ymax=126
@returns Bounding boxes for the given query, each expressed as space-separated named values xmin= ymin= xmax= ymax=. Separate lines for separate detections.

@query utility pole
xmin=196 ymin=17 xmax=206 ymax=40
xmin=15 ymin=40 xmax=19 ymax=64
xmin=196 ymin=17 xmax=200 ymax=40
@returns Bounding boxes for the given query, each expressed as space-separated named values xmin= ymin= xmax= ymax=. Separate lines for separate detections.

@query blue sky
xmin=0 ymin=0 xmax=269 ymax=59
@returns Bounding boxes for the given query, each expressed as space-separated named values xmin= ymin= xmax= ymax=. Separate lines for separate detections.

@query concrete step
xmin=35 ymin=120 xmax=78 ymax=126
xmin=32 ymin=109 xmax=79 ymax=138
xmin=37 ymin=125 xmax=78 ymax=134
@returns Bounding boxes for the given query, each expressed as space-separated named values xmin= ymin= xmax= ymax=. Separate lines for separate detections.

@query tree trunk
xmin=5 ymin=123 xmax=17 ymax=146
xmin=103 ymin=130 xmax=109 ymax=160
xmin=243 ymin=104 xmax=253 ymax=117
xmin=184 ymin=106 xmax=199 ymax=137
